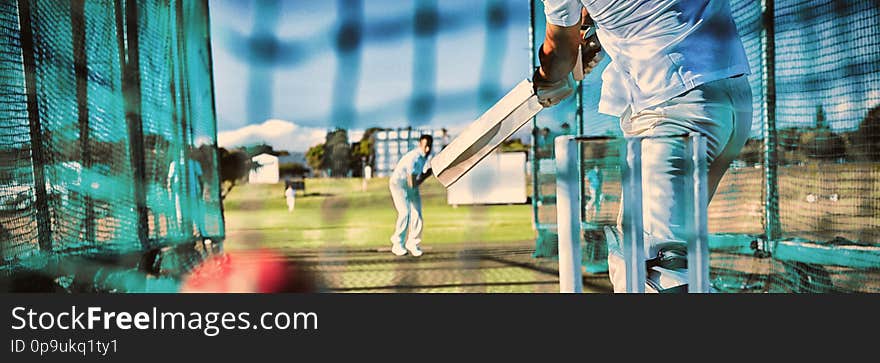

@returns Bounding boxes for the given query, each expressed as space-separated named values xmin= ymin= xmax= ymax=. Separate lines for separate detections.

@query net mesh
xmin=2 ymin=0 xmax=877 ymax=293
xmin=530 ymin=0 xmax=579 ymax=259
xmin=0 ymin=0 xmax=223 ymax=291
xmin=768 ymin=0 xmax=880 ymax=292
xmin=547 ymin=0 xmax=880 ymax=292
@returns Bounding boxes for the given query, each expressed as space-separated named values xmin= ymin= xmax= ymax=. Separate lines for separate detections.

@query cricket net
xmin=0 ymin=0 xmax=223 ymax=292
xmin=533 ymin=0 xmax=880 ymax=292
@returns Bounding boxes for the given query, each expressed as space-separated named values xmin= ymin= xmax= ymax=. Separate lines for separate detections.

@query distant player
xmin=585 ymin=165 xmax=603 ymax=221
xmin=536 ymin=0 xmax=753 ymax=292
xmin=285 ymin=184 xmax=296 ymax=213
xmin=388 ymin=135 xmax=433 ymax=257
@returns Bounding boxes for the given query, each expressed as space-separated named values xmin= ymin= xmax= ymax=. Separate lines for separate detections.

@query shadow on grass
xmin=301 ymin=192 xmax=335 ymax=197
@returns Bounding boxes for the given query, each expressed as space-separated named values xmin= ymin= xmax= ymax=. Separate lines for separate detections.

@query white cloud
xmin=218 ymin=119 xmax=327 ymax=152
xmin=218 ymin=119 xmax=370 ymax=152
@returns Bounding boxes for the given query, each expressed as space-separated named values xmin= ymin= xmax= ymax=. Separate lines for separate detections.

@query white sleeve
xmin=396 ymin=152 xmax=413 ymax=176
xmin=541 ymin=0 xmax=582 ymax=27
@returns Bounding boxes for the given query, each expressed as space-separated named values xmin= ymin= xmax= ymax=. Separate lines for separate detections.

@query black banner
xmin=0 ymin=294 xmax=875 ymax=362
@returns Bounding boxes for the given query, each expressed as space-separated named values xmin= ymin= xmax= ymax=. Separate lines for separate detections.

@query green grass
xmin=222 ymin=177 xmax=536 ymax=250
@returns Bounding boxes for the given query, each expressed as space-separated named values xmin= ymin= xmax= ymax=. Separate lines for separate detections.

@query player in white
xmin=388 ymin=135 xmax=433 ymax=257
xmin=285 ymin=184 xmax=296 ymax=213
xmin=535 ymin=0 xmax=753 ymax=292
xmin=585 ymin=164 xmax=603 ymax=222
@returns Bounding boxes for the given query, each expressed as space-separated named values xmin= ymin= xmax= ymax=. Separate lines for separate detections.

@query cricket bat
xmin=430 ymin=79 xmax=543 ymax=188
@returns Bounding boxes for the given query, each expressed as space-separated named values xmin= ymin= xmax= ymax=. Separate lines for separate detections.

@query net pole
xmin=622 ymin=137 xmax=645 ymax=293
xmin=529 ymin=0 xmax=540 ymax=230
xmin=761 ymin=0 xmax=780 ymax=243
xmin=119 ymin=0 xmax=150 ymax=248
xmin=576 ymin=77 xmax=585 ymax=223
xmin=555 ymin=135 xmax=583 ymax=293
xmin=175 ymin=0 xmax=195 ymax=239
xmin=70 ymin=0 xmax=96 ymax=244
xmin=17 ymin=0 xmax=53 ymax=251
xmin=202 ymin=0 xmax=225 ymax=238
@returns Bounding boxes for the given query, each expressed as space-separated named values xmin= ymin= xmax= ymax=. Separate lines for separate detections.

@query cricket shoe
xmin=391 ymin=245 xmax=408 ymax=256
xmin=405 ymin=244 xmax=423 ymax=257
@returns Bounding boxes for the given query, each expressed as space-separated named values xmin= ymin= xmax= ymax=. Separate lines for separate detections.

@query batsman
xmin=535 ymin=0 xmax=753 ymax=292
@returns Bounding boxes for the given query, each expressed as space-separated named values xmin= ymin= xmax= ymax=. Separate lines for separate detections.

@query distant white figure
xmin=585 ymin=165 xmax=603 ymax=221
xmin=362 ymin=164 xmax=372 ymax=192
xmin=285 ymin=185 xmax=296 ymax=213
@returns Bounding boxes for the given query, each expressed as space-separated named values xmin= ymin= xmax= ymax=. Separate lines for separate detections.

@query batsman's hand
xmin=580 ymin=29 xmax=603 ymax=76
xmin=533 ymin=67 xmax=575 ymax=108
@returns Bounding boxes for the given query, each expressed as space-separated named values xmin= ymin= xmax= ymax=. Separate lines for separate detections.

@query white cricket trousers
xmin=389 ymin=182 xmax=423 ymax=249
xmin=607 ymin=76 xmax=753 ymax=292
xmin=286 ymin=196 xmax=295 ymax=212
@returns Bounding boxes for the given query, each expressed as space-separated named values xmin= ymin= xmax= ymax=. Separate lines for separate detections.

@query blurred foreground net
xmin=0 ymin=0 xmax=223 ymax=291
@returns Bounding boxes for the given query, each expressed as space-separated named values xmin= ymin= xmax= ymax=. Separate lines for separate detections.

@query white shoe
xmin=391 ymin=245 xmax=407 ymax=256
xmin=405 ymin=244 xmax=423 ymax=257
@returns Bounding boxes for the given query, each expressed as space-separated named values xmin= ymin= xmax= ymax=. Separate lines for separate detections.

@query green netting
xmin=529 ymin=0 xmax=579 ymax=259
xmin=0 ymin=0 xmax=223 ymax=289
xmin=533 ymin=0 xmax=880 ymax=292
xmin=767 ymin=0 xmax=880 ymax=292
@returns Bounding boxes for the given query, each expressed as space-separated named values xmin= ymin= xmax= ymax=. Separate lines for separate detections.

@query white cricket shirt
xmin=542 ymin=0 xmax=750 ymax=116
xmin=390 ymin=148 xmax=428 ymax=188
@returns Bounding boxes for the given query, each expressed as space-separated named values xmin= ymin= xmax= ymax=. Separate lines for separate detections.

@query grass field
xmin=222 ymin=177 xmax=536 ymax=251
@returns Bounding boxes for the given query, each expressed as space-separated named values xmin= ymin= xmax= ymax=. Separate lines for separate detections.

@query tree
xmin=799 ymin=129 xmax=846 ymax=161
xmin=501 ymin=138 xmax=529 ymax=152
xmin=350 ymin=127 xmax=382 ymax=177
xmin=777 ymin=127 xmax=805 ymax=165
xmin=815 ymin=104 xmax=827 ymax=130
xmin=737 ymin=138 xmax=763 ymax=165
xmin=218 ymin=147 xmax=252 ymax=200
xmin=242 ymin=143 xmax=276 ymax=157
xmin=324 ymin=128 xmax=351 ymax=177
xmin=306 ymin=144 xmax=325 ymax=176
xmin=279 ymin=162 xmax=309 ymax=178
xmin=849 ymin=104 xmax=880 ymax=161
xmin=352 ymin=127 xmax=381 ymax=163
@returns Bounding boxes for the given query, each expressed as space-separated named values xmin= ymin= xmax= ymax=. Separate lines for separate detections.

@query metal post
xmin=555 ymin=136 xmax=583 ymax=293
xmin=118 ymin=0 xmax=150 ymax=248
xmin=622 ymin=138 xmax=645 ymax=293
xmin=202 ymin=0 xmax=226 ymax=237
xmin=18 ymin=0 xmax=53 ymax=251
xmin=175 ymin=0 xmax=195 ymax=237
xmin=761 ymin=0 xmax=780 ymax=243
xmin=688 ymin=133 xmax=710 ymax=293
xmin=529 ymin=0 xmax=540 ymax=230
xmin=71 ymin=0 xmax=96 ymax=244
xmin=575 ymin=78 xmax=585 ymax=222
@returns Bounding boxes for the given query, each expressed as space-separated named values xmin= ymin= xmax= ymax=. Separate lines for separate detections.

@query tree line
xmin=737 ymin=105 xmax=880 ymax=165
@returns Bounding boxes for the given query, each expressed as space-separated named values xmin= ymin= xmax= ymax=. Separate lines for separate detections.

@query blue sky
xmin=209 ymin=0 xmax=533 ymax=151
xmin=209 ymin=0 xmax=880 ymax=152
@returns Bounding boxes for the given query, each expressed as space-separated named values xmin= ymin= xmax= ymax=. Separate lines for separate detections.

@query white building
xmin=447 ymin=151 xmax=528 ymax=205
xmin=248 ymin=153 xmax=280 ymax=184
xmin=373 ymin=128 xmax=447 ymax=177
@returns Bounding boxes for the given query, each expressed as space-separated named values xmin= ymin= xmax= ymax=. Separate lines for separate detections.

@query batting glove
xmin=533 ymin=68 xmax=575 ymax=108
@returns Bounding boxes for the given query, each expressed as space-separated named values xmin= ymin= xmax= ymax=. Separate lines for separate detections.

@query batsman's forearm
xmin=414 ymin=170 xmax=431 ymax=187
xmin=539 ymin=23 xmax=581 ymax=82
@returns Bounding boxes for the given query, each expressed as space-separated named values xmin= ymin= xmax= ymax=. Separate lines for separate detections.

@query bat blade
xmin=431 ymin=79 xmax=543 ymax=188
